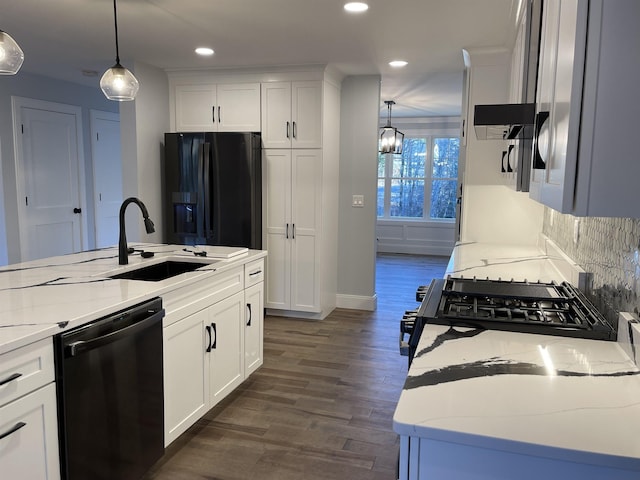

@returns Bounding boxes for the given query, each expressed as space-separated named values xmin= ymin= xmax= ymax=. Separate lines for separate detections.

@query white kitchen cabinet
xmin=265 ymin=149 xmax=321 ymax=313
xmin=163 ymin=260 xmax=265 ymax=446
xmin=163 ymin=306 xmax=209 ymax=445
xmin=174 ymin=83 xmax=261 ymax=132
xmin=529 ymin=0 xmax=640 ymax=217
xmin=208 ymin=291 xmax=244 ymax=406
xmin=0 ymin=339 xmax=59 ymax=480
xmin=261 ymin=81 xmax=322 ymax=148
xmin=244 ymin=259 xmax=264 ymax=377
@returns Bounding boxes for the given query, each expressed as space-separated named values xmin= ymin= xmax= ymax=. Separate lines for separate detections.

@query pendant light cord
xmin=113 ymin=0 xmax=121 ymax=64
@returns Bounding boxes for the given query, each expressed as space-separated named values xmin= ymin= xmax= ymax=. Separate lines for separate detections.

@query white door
xmin=291 ymin=81 xmax=322 ymax=149
xmin=91 ymin=110 xmax=122 ymax=248
xmin=216 ymin=83 xmax=261 ymax=132
xmin=13 ymin=98 xmax=86 ymax=261
xmin=261 ymin=82 xmax=292 ymax=148
xmin=174 ymin=84 xmax=217 ymax=132
xmin=264 ymin=150 xmax=292 ymax=309
xmin=290 ymin=150 xmax=321 ymax=312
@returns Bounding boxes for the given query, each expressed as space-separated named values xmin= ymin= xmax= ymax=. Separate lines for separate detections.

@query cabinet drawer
xmin=245 ymin=259 xmax=265 ymax=288
xmin=0 ymin=382 xmax=60 ymax=479
xmin=0 ymin=339 xmax=54 ymax=409
xmin=163 ymin=266 xmax=245 ymax=327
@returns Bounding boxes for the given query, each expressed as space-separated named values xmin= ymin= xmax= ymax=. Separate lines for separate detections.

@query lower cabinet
xmin=244 ymin=282 xmax=264 ymax=377
xmin=163 ymin=262 xmax=265 ymax=446
xmin=0 ymin=381 xmax=60 ymax=480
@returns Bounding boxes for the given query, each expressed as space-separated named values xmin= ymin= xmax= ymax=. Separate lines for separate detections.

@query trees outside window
xmin=378 ymin=136 xmax=459 ymax=220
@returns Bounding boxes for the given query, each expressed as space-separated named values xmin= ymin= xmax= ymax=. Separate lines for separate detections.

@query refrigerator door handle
xmin=197 ymin=142 xmax=205 ymax=241
xmin=203 ymin=142 xmax=212 ymax=240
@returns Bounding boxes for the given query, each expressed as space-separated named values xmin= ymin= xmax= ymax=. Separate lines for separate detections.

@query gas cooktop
xmin=418 ymin=277 xmax=616 ymax=341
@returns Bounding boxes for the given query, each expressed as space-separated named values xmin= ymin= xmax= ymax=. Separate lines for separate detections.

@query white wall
xmin=0 ymin=72 xmax=118 ymax=265
xmin=336 ymin=75 xmax=380 ymax=310
xmin=460 ymin=48 xmax=543 ymax=245
xmin=120 ymin=62 xmax=170 ymax=243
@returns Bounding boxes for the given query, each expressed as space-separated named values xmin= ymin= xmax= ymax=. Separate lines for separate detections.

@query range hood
xmin=473 ymin=103 xmax=535 ymax=140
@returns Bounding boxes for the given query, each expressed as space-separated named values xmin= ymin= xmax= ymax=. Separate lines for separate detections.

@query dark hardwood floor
xmin=143 ymin=253 xmax=449 ymax=480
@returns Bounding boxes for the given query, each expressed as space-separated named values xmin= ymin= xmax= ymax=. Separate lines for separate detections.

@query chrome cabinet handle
xmin=247 ymin=304 xmax=252 ymax=326
xmin=0 ymin=372 xmax=22 ymax=386
xmin=0 ymin=422 xmax=26 ymax=441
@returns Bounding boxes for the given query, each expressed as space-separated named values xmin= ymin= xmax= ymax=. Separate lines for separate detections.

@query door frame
xmin=11 ymin=96 xmax=88 ymax=261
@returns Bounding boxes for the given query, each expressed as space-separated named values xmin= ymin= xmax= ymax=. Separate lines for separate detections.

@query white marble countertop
xmin=393 ymin=239 xmax=640 ymax=471
xmin=0 ymin=244 xmax=266 ymax=355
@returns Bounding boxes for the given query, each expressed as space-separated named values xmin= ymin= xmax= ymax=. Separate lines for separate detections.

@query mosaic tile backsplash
xmin=543 ymin=208 xmax=640 ymax=328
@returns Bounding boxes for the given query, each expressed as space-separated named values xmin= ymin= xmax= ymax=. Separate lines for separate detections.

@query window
xmin=377 ymin=136 xmax=459 ymax=220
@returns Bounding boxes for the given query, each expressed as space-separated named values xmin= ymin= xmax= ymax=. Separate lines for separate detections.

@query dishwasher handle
xmin=65 ymin=308 xmax=165 ymax=357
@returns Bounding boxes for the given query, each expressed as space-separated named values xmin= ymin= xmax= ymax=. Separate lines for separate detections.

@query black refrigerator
xmin=163 ymin=132 xmax=262 ymax=249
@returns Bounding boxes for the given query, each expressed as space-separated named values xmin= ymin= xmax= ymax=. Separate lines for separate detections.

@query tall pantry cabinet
xmin=262 ymin=74 xmax=340 ymax=318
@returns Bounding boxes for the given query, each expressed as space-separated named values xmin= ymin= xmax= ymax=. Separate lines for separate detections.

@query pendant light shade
xmin=379 ymin=100 xmax=404 ymax=154
xmin=100 ymin=63 xmax=139 ymax=101
xmin=101 ymin=0 xmax=139 ymax=101
xmin=0 ymin=30 xmax=24 ymax=75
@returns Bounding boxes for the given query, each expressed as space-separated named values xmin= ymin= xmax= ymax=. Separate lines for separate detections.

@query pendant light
xmin=0 ymin=30 xmax=24 ymax=75
xmin=100 ymin=0 xmax=139 ymax=101
xmin=379 ymin=100 xmax=404 ymax=154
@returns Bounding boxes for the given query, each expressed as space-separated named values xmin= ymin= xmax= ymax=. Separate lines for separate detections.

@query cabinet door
xmin=0 ymin=383 xmax=60 ymax=480
xmin=174 ymin=84 xmax=217 ymax=131
xmin=264 ymin=150 xmax=292 ymax=309
xmin=291 ymin=81 xmax=322 ymax=149
xmin=530 ymin=0 xmax=583 ymax=211
xmin=290 ymin=150 xmax=322 ymax=312
xmin=208 ymin=291 xmax=245 ymax=407
xmin=216 ymin=83 xmax=261 ymax=132
xmin=163 ymin=308 xmax=208 ymax=446
xmin=244 ymin=283 xmax=264 ymax=377
xmin=261 ymin=82 xmax=292 ymax=148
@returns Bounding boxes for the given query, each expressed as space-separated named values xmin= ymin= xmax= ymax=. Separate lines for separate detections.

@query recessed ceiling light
xmin=389 ymin=60 xmax=408 ymax=68
xmin=195 ymin=47 xmax=214 ymax=56
xmin=344 ymin=2 xmax=369 ymax=13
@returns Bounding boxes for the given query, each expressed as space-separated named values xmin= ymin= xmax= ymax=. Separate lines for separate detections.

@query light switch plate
xmin=352 ymin=195 xmax=364 ymax=207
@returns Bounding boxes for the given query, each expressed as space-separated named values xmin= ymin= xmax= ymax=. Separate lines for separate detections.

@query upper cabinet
xmin=529 ymin=0 xmax=640 ymax=217
xmin=173 ymin=83 xmax=261 ymax=132
xmin=261 ymin=81 xmax=322 ymax=149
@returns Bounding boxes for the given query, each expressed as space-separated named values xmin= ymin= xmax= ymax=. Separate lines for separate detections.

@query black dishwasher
xmin=55 ymin=297 xmax=165 ymax=480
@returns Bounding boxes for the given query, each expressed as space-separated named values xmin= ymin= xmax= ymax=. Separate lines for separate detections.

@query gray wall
xmin=0 ymin=72 xmax=118 ymax=264
xmin=120 ymin=62 xmax=169 ymax=243
xmin=337 ymin=75 xmax=380 ymax=301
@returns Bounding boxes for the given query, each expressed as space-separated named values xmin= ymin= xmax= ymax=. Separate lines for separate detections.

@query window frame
xmin=377 ymin=135 xmax=459 ymax=222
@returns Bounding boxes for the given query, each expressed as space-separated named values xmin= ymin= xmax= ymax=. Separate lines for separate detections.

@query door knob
xmin=73 ymin=207 xmax=82 ymax=214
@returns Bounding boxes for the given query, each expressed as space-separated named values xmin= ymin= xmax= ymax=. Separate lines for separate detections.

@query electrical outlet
xmin=352 ymin=195 xmax=364 ymax=207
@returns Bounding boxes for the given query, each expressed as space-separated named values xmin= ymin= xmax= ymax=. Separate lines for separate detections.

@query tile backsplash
xmin=543 ymin=208 xmax=640 ymax=328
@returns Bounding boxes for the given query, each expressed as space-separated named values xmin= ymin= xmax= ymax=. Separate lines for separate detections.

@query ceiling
xmin=2 ymin=0 xmax=519 ymax=117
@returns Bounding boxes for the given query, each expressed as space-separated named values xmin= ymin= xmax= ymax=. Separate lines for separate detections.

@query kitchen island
xmin=394 ymin=237 xmax=640 ymax=479
xmin=0 ymin=244 xmax=266 ymax=479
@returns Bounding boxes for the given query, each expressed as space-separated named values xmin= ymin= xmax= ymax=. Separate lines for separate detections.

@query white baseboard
xmin=376 ymin=242 xmax=453 ymax=256
xmin=335 ymin=293 xmax=377 ymax=311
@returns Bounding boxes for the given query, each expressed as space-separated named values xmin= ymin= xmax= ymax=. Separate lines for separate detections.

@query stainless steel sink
xmin=108 ymin=260 xmax=210 ymax=281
